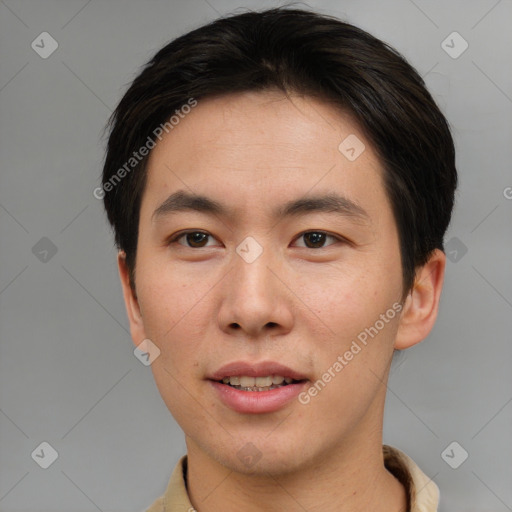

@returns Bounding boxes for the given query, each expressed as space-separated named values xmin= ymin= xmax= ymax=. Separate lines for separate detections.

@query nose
xmin=217 ymin=240 xmax=294 ymax=339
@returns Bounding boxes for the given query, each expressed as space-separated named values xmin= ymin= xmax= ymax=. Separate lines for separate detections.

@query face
xmin=123 ymin=90 xmax=408 ymax=475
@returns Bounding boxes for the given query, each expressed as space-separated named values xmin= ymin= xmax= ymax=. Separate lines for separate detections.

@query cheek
xmin=304 ymin=311 xmax=400 ymax=422
xmin=300 ymin=267 xmax=378 ymax=331
xmin=135 ymin=281 xmax=200 ymax=381
xmin=136 ymin=252 xmax=202 ymax=333
xmin=301 ymin=265 xmax=401 ymax=376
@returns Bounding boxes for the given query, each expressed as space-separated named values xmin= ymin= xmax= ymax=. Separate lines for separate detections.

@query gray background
xmin=1 ymin=0 xmax=511 ymax=511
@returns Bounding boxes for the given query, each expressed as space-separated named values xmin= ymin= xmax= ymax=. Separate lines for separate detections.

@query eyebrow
xmin=152 ymin=189 xmax=370 ymax=224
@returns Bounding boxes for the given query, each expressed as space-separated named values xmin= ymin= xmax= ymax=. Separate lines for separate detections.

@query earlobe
xmin=117 ymin=251 xmax=147 ymax=347
xmin=394 ymin=249 xmax=446 ymax=350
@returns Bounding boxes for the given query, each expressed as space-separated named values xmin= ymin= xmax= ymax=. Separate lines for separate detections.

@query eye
xmin=167 ymin=230 xmax=345 ymax=249
xmin=167 ymin=230 xmax=218 ymax=248
xmin=293 ymin=231 xmax=343 ymax=249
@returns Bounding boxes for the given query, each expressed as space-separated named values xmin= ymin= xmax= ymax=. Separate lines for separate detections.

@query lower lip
xmin=209 ymin=380 xmax=308 ymax=414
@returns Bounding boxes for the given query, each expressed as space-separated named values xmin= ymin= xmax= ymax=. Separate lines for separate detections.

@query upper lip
xmin=208 ymin=361 xmax=308 ymax=381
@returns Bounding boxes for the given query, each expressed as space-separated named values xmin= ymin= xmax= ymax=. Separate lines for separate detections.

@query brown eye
xmin=295 ymin=231 xmax=340 ymax=249
xmin=168 ymin=230 xmax=216 ymax=248
xmin=168 ymin=230 xmax=343 ymax=250
xmin=184 ymin=232 xmax=209 ymax=247
xmin=304 ymin=232 xmax=327 ymax=248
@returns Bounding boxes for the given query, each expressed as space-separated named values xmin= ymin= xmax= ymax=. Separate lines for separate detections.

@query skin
xmin=118 ymin=89 xmax=446 ymax=511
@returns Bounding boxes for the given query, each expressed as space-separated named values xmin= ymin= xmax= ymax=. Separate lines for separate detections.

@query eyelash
xmin=166 ymin=230 xmax=347 ymax=249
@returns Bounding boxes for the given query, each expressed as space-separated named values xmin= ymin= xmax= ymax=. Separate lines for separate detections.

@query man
xmin=100 ymin=7 xmax=457 ymax=511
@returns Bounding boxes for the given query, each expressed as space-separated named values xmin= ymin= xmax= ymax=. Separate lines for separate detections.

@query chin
xmin=214 ymin=433 xmax=320 ymax=477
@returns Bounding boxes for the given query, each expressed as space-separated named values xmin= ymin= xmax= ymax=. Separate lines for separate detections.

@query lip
xmin=209 ymin=380 xmax=308 ymax=414
xmin=207 ymin=360 xmax=309 ymax=414
xmin=208 ymin=360 xmax=308 ymax=381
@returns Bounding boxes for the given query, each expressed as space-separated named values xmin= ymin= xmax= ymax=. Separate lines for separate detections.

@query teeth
xmin=240 ymin=376 xmax=255 ymax=387
xmin=255 ymin=376 xmax=273 ymax=387
xmin=237 ymin=385 xmax=280 ymax=392
xmin=220 ymin=375 xmax=296 ymax=386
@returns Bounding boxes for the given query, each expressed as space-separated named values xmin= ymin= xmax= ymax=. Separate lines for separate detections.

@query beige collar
xmin=146 ymin=445 xmax=439 ymax=511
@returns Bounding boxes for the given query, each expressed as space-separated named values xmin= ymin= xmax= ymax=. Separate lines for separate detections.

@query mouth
xmin=214 ymin=375 xmax=307 ymax=392
xmin=207 ymin=361 xmax=309 ymax=413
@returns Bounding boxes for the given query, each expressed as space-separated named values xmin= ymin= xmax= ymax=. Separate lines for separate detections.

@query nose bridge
xmin=220 ymin=234 xmax=288 ymax=334
xmin=232 ymin=234 xmax=276 ymax=302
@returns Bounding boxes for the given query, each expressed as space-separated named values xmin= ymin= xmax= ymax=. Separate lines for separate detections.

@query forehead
xmin=150 ymin=90 xmax=367 ymax=162
xmin=141 ymin=90 xmax=388 ymax=222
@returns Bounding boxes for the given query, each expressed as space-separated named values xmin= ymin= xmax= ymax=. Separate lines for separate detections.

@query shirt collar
xmin=383 ymin=445 xmax=439 ymax=511
xmin=146 ymin=445 xmax=439 ymax=511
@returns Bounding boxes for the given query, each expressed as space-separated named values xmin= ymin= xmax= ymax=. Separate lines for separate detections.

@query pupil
xmin=306 ymin=232 xmax=325 ymax=248
xmin=188 ymin=232 xmax=207 ymax=247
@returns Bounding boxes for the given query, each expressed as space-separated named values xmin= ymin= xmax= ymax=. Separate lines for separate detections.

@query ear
xmin=117 ymin=251 xmax=147 ymax=348
xmin=394 ymin=249 xmax=446 ymax=350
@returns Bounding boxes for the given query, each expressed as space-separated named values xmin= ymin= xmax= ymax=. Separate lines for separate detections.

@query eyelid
xmin=167 ymin=229 xmax=349 ymax=248
xmin=292 ymin=230 xmax=347 ymax=247
xmin=166 ymin=229 xmax=218 ymax=247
